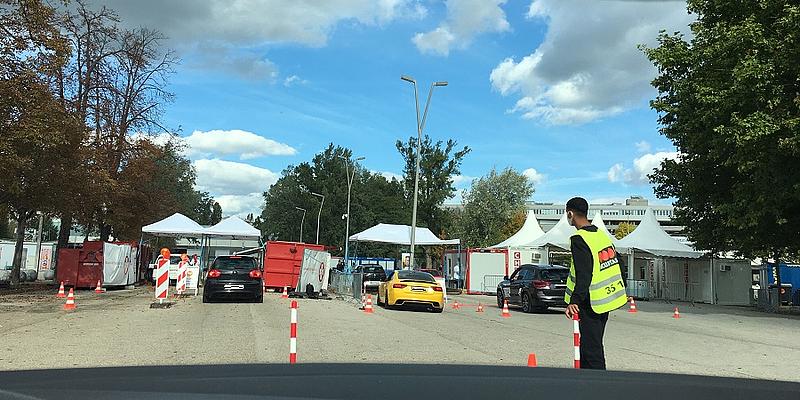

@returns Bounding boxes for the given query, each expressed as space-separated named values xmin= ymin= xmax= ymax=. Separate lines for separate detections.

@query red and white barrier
xmin=176 ymin=260 xmax=187 ymax=295
xmin=290 ymin=300 xmax=298 ymax=364
xmin=155 ymin=255 xmax=169 ymax=303
xmin=573 ymin=312 xmax=580 ymax=369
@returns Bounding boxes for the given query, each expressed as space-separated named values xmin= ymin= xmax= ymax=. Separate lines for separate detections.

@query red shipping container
xmin=57 ymin=241 xmax=104 ymax=288
xmin=263 ymin=241 xmax=324 ymax=291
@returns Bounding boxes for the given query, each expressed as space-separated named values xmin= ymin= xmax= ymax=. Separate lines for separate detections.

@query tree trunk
xmin=54 ymin=214 xmax=73 ymax=277
xmin=11 ymin=211 xmax=28 ymax=287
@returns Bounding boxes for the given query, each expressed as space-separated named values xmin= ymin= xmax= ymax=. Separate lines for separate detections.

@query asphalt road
xmin=1 ymin=286 xmax=798 ymax=383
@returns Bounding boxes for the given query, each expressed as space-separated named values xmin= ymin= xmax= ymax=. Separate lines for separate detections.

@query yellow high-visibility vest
xmin=565 ymin=229 xmax=628 ymax=314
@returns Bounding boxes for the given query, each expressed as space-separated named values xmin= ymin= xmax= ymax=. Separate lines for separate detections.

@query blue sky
xmin=105 ymin=0 xmax=694 ymax=216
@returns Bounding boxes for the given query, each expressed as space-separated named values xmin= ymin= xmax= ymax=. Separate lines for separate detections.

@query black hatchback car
xmin=203 ymin=255 xmax=263 ymax=303
xmin=496 ymin=264 xmax=569 ymax=313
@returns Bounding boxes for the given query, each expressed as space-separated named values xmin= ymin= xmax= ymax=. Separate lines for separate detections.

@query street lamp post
xmin=400 ymin=75 xmax=448 ymax=269
xmin=311 ymin=192 xmax=324 ymax=245
xmin=339 ymin=155 xmax=365 ymax=272
xmin=295 ymin=207 xmax=306 ymax=243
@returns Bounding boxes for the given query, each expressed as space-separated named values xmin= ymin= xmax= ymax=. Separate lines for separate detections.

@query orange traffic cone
xmin=628 ymin=297 xmax=638 ymax=313
xmin=94 ymin=280 xmax=103 ymax=294
xmin=673 ymin=306 xmax=681 ymax=319
xmin=501 ymin=299 xmax=511 ymax=318
xmin=63 ymin=288 xmax=76 ymax=310
xmin=527 ymin=353 xmax=537 ymax=367
xmin=452 ymin=300 xmax=461 ymax=310
xmin=364 ymin=295 xmax=374 ymax=314
xmin=281 ymin=286 xmax=289 ymax=299
xmin=56 ymin=282 xmax=66 ymax=298
xmin=476 ymin=303 xmax=484 ymax=313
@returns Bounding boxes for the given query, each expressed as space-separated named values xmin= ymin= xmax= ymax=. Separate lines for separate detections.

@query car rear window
xmin=212 ymin=257 xmax=256 ymax=270
xmin=397 ymin=271 xmax=435 ymax=282
xmin=540 ymin=269 xmax=569 ymax=282
xmin=363 ymin=266 xmax=384 ymax=273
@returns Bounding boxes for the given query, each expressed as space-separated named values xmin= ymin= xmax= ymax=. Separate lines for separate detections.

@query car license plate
xmin=411 ymin=286 xmax=426 ymax=292
xmin=224 ymin=284 xmax=244 ymax=290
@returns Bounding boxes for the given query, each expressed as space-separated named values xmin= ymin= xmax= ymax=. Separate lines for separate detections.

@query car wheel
xmin=255 ymin=295 xmax=264 ymax=303
xmin=432 ymin=306 xmax=443 ymax=313
xmin=497 ymin=290 xmax=504 ymax=308
xmin=377 ymin=291 xmax=384 ymax=306
xmin=522 ymin=292 xmax=533 ymax=313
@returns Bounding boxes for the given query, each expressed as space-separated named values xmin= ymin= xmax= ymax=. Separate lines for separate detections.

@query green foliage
xmin=458 ymin=167 xmax=534 ymax=247
xmin=643 ymin=0 xmax=800 ymax=258
xmin=615 ymin=221 xmax=636 ymax=240
xmin=260 ymin=144 xmax=408 ymax=255
xmin=396 ymin=135 xmax=470 ymax=235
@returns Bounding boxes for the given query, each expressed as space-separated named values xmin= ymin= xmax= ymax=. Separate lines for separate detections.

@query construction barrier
xmin=573 ymin=313 xmax=580 ymax=369
xmin=155 ymin=249 xmax=170 ymax=303
xmin=289 ymin=300 xmax=298 ymax=364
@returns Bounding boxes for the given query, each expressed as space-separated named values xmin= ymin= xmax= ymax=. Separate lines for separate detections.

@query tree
xmin=643 ymin=0 xmax=800 ymax=279
xmin=458 ymin=168 xmax=534 ymax=248
xmin=396 ymin=136 xmax=470 ymax=235
xmin=261 ymin=144 xmax=407 ymax=254
xmin=500 ymin=210 xmax=528 ymax=242
xmin=615 ymin=222 xmax=636 ymax=240
xmin=191 ymin=192 xmax=223 ymax=225
xmin=0 ymin=0 xmax=79 ymax=285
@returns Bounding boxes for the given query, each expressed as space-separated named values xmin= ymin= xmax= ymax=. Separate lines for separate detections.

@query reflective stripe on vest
xmin=564 ymin=228 xmax=628 ymax=314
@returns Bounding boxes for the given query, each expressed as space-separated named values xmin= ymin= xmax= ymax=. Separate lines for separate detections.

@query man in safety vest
xmin=564 ymin=197 xmax=628 ymax=369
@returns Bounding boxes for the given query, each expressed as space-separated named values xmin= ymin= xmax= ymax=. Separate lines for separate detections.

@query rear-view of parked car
xmin=497 ymin=264 xmax=569 ymax=313
xmin=355 ymin=264 xmax=387 ymax=292
xmin=203 ymin=255 xmax=263 ymax=303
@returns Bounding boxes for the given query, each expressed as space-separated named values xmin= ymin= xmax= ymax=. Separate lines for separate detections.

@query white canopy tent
xmin=204 ymin=216 xmax=261 ymax=239
xmin=617 ymin=208 xmax=702 ymax=259
xmin=349 ymin=223 xmax=460 ymax=245
xmin=591 ymin=212 xmax=622 ymax=247
xmin=525 ymin=214 xmax=575 ymax=250
xmin=490 ymin=211 xmax=545 ymax=248
xmin=141 ymin=213 xmax=206 ymax=237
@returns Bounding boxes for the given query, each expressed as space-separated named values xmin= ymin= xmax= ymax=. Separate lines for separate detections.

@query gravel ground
xmin=1 ymin=286 xmax=798 ymax=383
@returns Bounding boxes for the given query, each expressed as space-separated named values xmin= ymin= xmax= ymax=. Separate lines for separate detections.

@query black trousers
xmin=578 ymin=304 xmax=609 ymax=370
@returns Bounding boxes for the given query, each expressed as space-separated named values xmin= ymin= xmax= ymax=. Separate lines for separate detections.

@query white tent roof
xmin=349 ymin=223 xmax=460 ymax=245
xmin=204 ymin=216 xmax=261 ymax=239
xmin=591 ymin=212 xmax=621 ymax=247
xmin=490 ymin=211 xmax=545 ymax=248
xmin=141 ymin=213 xmax=206 ymax=237
xmin=617 ymin=208 xmax=702 ymax=258
xmin=525 ymin=213 xmax=576 ymax=250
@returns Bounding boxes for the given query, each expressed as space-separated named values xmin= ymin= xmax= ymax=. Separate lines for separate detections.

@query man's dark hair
xmin=566 ymin=197 xmax=589 ymax=217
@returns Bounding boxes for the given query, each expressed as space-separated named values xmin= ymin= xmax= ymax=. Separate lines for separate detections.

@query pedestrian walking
xmin=563 ymin=197 xmax=628 ymax=370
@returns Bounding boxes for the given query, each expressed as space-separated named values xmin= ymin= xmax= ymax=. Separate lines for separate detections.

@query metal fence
xmin=483 ymin=275 xmax=505 ymax=294
xmin=328 ymin=270 xmax=363 ymax=301
xmin=626 ymin=279 xmax=700 ymax=303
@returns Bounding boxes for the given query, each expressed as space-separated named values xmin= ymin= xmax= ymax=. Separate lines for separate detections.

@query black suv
xmin=496 ymin=264 xmax=569 ymax=313
xmin=203 ymin=255 xmax=263 ymax=303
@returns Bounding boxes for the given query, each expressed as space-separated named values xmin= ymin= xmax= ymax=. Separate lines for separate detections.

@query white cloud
xmin=450 ymin=174 xmax=474 ymax=186
xmin=214 ymin=193 xmax=265 ymax=217
xmin=608 ymin=151 xmax=679 ymax=185
xmin=194 ymin=159 xmax=279 ymax=195
xmin=102 ymin=0 xmax=426 ymax=47
xmin=374 ymin=170 xmax=404 ymax=181
xmin=635 ymin=140 xmax=652 ymax=153
xmin=490 ymin=0 xmax=693 ymax=125
xmin=413 ymin=0 xmax=509 ymax=56
xmin=284 ymin=75 xmax=308 ymax=87
xmin=186 ymin=129 xmax=296 ymax=160
xmin=522 ymin=168 xmax=545 ymax=185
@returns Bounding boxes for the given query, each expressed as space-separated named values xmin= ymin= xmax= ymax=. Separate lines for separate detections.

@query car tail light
xmin=207 ymin=269 xmax=221 ymax=278
xmin=249 ymin=270 xmax=262 ymax=279
xmin=432 ymin=286 xmax=443 ymax=292
xmin=393 ymin=283 xmax=407 ymax=289
xmin=532 ymin=280 xmax=551 ymax=289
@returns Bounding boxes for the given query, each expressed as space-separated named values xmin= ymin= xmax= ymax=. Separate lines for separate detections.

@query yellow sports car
xmin=378 ymin=270 xmax=444 ymax=313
